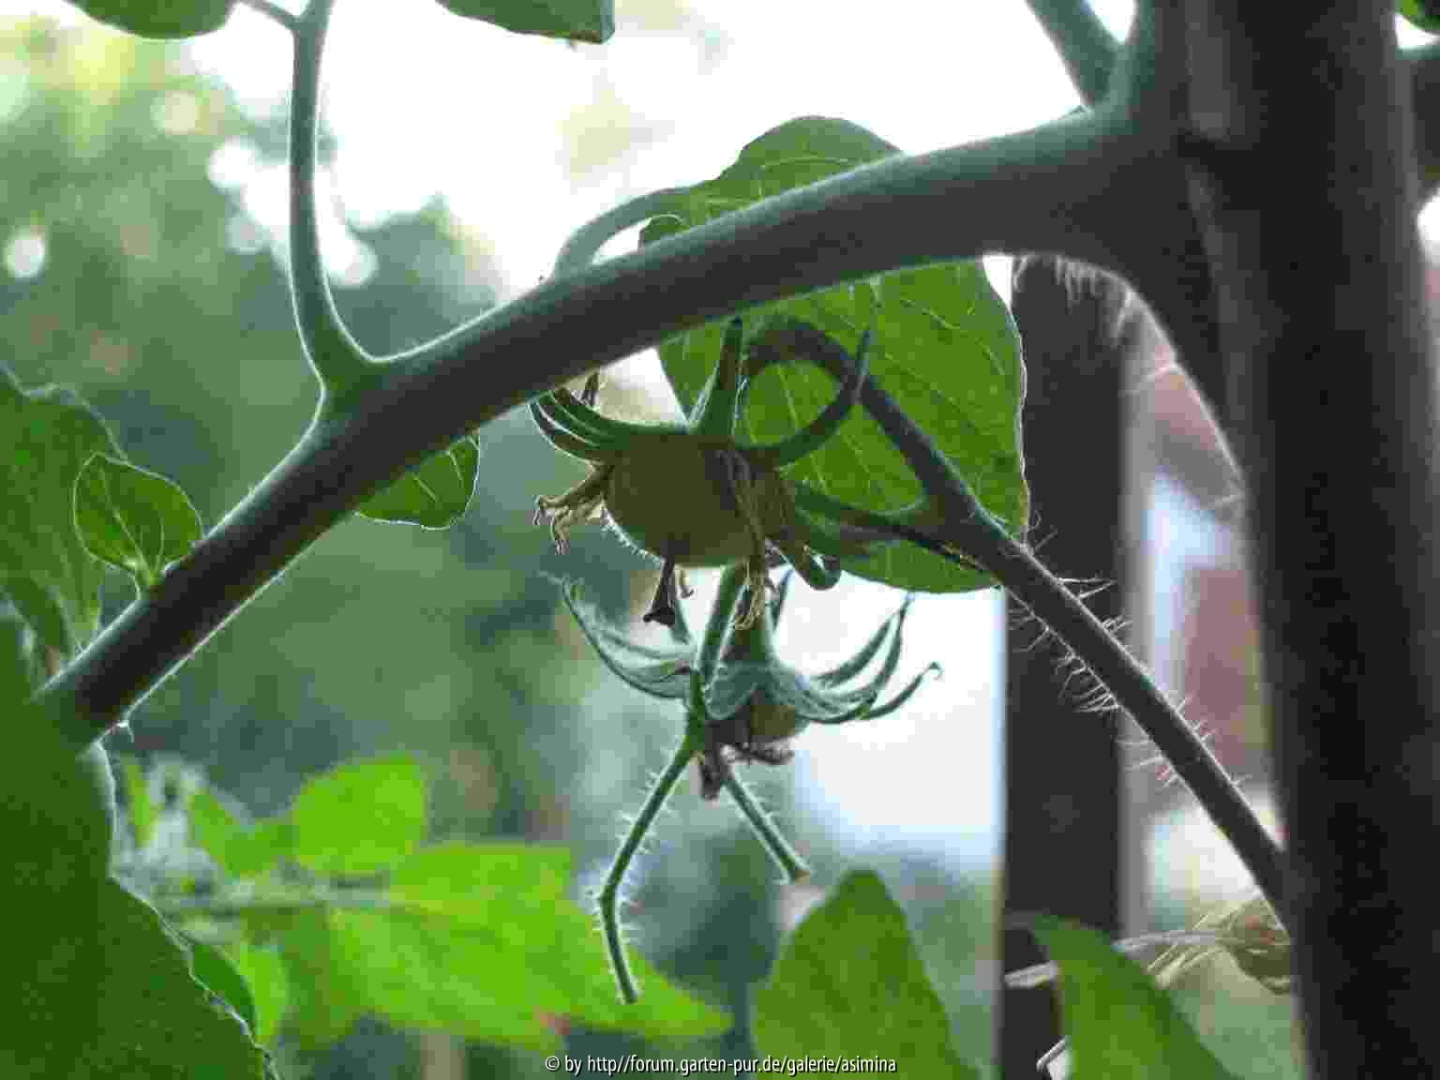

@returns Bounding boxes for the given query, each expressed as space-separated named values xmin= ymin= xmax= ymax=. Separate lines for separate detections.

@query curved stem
xmin=239 ymin=0 xmax=297 ymax=32
xmin=724 ymin=770 xmax=810 ymax=882
xmin=553 ymin=188 xmax=690 ymax=276
xmin=1023 ymin=0 xmax=1118 ymax=107
xmin=597 ymin=725 xmax=699 ymax=1003
xmin=289 ymin=0 xmax=374 ymax=401
xmin=761 ymin=317 xmax=1290 ymax=930
xmin=738 ymin=329 xmax=870 ymax=471
xmin=690 ymin=318 xmax=746 ymax=439
xmin=697 ymin=564 xmax=748 ymax=688
xmin=36 ymin=108 xmax=1170 ymax=746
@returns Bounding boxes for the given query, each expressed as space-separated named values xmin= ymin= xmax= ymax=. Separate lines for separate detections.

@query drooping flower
xmin=531 ymin=318 xmax=885 ymax=628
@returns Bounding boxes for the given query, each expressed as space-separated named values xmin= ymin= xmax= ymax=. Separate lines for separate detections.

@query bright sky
xmin=18 ymin=0 xmax=1438 ymax=885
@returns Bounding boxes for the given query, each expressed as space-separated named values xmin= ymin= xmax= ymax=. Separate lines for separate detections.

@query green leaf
xmin=74 ymin=452 xmax=203 ymax=590
xmin=90 ymin=880 xmax=274 ymax=1076
xmin=117 ymin=753 xmax=157 ymax=850
xmin=2 ymin=368 xmax=120 ymax=655
xmin=223 ymin=942 xmax=289 ymax=1048
xmin=641 ymin=117 xmax=1028 ymax=593
xmin=1 ymin=705 xmax=110 ymax=1076
xmin=1027 ymin=914 xmax=1240 ymax=1080
xmin=191 ymin=786 xmax=290 ymax=880
xmin=288 ymin=755 xmax=428 ymax=877
xmin=185 ymin=932 xmax=260 ymax=1037
xmin=1400 ymin=0 xmax=1440 ymax=32
xmin=433 ymin=0 xmax=614 ymax=43
xmin=276 ymin=843 xmax=729 ymax=1052
xmin=1 ymin=600 xmax=42 ymax=703
xmin=64 ymin=0 xmax=234 ymax=39
xmin=357 ymin=434 xmax=481 ymax=529
xmin=753 ymin=870 xmax=977 ymax=1078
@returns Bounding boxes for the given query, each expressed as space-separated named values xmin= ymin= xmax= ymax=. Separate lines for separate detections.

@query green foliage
xmin=752 ymin=871 xmax=977 ymax=1078
xmin=2 ymin=366 xmax=119 ymax=655
xmin=1399 ymin=0 xmax=1440 ymax=33
xmin=187 ymin=932 xmax=262 ymax=1037
xmin=640 ymin=117 xmax=1028 ymax=593
xmin=1026 ymin=914 xmax=1239 ymax=1080
xmin=288 ymin=755 xmax=429 ymax=877
xmin=74 ymin=452 xmax=203 ymax=589
xmin=433 ymin=0 xmax=615 ymax=43
xmin=118 ymin=752 xmax=158 ymax=849
xmin=357 ymin=433 xmax=481 ymax=528
xmin=64 ymin=0 xmax=234 ymax=39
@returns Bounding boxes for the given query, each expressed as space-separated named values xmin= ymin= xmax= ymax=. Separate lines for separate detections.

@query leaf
xmin=275 ymin=843 xmax=729 ymax=1052
xmin=1 ymin=599 xmax=42 ymax=703
xmin=1026 ymin=914 xmax=1240 ymax=1080
xmin=117 ymin=753 xmax=157 ymax=850
xmin=0 ymin=704 xmax=110 ymax=1076
xmin=64 ymin=0 xmax=234 ymax=39
xmin=89 ymin=880 xmax=274 ymax=1077
xmin=185 ymin=932 xmax=260 ymax=1037
xmin=1 ymin=368 xmax=121 ymax=655
xmin=433 ymin=0 xmax=614 ymax=43
xmin=288 ymin=755 xmax=428 ymax=877
xmin=190 ymin=786 xmax=290 ymax=880
xmin=752 ymin=870 xmax=977 ymax=1078
xmin=640 ymin=117 xmax=1028 ymax=593
xmin=1400 ymin=0 xmax=1440 ymax=33
xmin=223 ymin=942 xmax=289 ymax=1047
xmin=74 ymin=452 xmax=203 ymax=590
xmin=357 ymin=434 xmax=481 ymax=529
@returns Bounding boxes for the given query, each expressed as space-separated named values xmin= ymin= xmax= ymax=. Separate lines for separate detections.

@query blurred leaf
xmin=433 ymin=0 xmax=614 ymax=42
xmin=2 ymin=368 xmax=120 ymax=655
xmin=191 ymin=785 xmax=289 ymax=880
xmin=357 ymin=434 xmax=481 ymax=529
xmin=64 ymin=0 xmax=234 ymax=38
xmin=117 ymin=753 xmax=157 ymax=850
xmin=752 ymin=870 xmax=974 ymax=1077
xmin=276 ymin=843 xmax=728 ymax=1052
xmin=0 ymin=702 xmax=109 ymax=1076
xmin=224 ymin=942 xmax=289 ymax=1048
xmin=1027 ymin=914 xmax=1239 ymax=1080
xmin=288 ymin=755 xmax=428 ymax=877
xmin=74 ymin=452 xmax=203 ymax=590
xmin=185 ymin=932 xmax=260 ymax=1037
xmin=1400 ymin=0 xmax=1440 ymax=32
xmin=641 ymin=116 xmax=1027 ymax=593
xmin=1 ymin=600 xmax=41 ymax=702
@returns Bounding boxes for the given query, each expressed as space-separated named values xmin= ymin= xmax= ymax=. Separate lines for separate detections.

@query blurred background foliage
xmin=0 ymin=12 xmax=998 ymax=1078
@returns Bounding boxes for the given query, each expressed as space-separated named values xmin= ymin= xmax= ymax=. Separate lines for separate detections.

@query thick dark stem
xmin=1185 ymin=2 xmax=1440 ymax=1074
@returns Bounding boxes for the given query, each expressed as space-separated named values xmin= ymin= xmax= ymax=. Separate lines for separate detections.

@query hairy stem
xmin=723 ymin=771 xmax=810 ymax=882
xmin=755 ymin=317 xmax=1289 ymax=929
xmin=597 ymin=725 xmax=699 ymax=1003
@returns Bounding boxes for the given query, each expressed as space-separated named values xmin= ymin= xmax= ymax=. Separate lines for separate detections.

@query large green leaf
xmin=433 ymin=0 xmax=614 ymax=43
xmin=1027 ymin=914 xmax=1239 ymax=1080
xmin=752 ymin=870 xmax=977 ymax=1078
xmin=640 ymin=117 xmax=1027 ymax=594
xmin=274 ymin=843 xmax=729 ymax=1052
xmin=64 ymin=0 xmax=233 ymax=38
xmin=357 ymin=434 xmax=481 ymax=529
xmin=1400 ymin=0 xmax=1440 ymax=33
xmin=2 ymin=367 xmax=119 ymax=655
xmin=74 ymin=452 xmax=203 ymax=590
xmin=287 ymin=755 xmax=429 ymax=877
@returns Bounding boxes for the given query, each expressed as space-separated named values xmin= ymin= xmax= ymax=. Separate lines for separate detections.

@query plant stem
xmin=238 ymin=0 xmax=297 ymax=32
xmin=753 ymin=317 xmax=1290 ymax=931
xmin=1023 ymin=0 xmax=1118 ymax=106
xmin=597 ymin=726 xmax=699 ymax=1003
xmin=288 ymin=0 xmax=375 ymax=401
xmin=723 ymin=771 xmax=810 ymax=883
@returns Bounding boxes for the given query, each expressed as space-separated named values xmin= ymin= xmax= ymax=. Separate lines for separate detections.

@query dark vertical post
xmin=997 ymin=255 xmax=1134 ymax=1077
